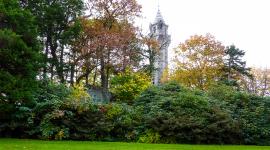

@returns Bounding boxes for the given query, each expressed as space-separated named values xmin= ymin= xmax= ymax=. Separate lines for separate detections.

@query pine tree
xmin=0 ymin=0 xmax=41 ymax=136
xmin=223 ymin=45 xmax=251 ymax=86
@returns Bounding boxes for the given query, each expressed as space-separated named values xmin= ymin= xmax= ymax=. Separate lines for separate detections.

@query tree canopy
xmin=0 ymin=0 xmax=42 ymax=135
xmin=172 ymin=34 xmax=225 ymax=90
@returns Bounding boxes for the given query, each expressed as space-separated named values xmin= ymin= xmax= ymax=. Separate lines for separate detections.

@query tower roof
xmin=154 ymin=9 xmax=164 ymax=23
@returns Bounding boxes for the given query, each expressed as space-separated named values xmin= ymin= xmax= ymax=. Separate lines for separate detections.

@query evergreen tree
xmin=223 ymin=45 xmax=251 ymax=86
xmin=0 ymin=0 xmax=41 ymax=136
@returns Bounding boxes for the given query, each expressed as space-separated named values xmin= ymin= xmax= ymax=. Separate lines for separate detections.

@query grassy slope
xmin=1 ymin=139 xmax=270 ymax=150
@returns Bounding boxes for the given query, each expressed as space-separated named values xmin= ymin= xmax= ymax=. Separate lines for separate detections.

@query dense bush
xmin=30 ymin=82 xmax=141 ymax=141
xmin=135 ymin=82 xmax=242 ymax=144
xmin=1 ymin=81 xmax=270 ymax=145
xmin=208 ymin=84 xmax=270 ymax=145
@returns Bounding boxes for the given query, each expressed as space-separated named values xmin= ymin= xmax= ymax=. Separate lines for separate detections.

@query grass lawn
xmin=1 ymin=139 xmax=270 ymax=150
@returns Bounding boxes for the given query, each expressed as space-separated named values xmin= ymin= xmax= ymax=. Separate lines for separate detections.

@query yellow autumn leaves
xmin=171 ymin=34 xmax=225 ymax=90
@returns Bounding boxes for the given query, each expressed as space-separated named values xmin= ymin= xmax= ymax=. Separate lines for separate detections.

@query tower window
xmin=158 ymin=22 xmax=163 ymax=29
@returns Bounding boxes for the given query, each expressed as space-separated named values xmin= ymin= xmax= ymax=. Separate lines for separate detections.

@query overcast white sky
xmin=136 ymin=0 xmax=270 ymax=68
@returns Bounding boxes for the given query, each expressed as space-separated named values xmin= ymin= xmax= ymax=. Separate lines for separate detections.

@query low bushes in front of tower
xmin=1 ymin=82 xmax=270 ymax=145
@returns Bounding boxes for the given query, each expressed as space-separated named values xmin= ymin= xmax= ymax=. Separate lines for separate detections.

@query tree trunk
xmin=93 ymin=66 xmax=97 ymax=86
xmin=227 ymin=57 xmax=232 ymax=81
xmin=59 ymin=45 xmax=65 ymax=83
xmin=50 ymin=41 xmax=65 ymax=83
xmin=70 ymin=62 xmax=75 ymax=86
xmin=100 ymin=55 xmax=107 ymax=90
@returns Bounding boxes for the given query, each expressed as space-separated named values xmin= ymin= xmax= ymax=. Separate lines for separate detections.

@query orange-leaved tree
xmin=71 ymin=0 xmax=142 ymax=90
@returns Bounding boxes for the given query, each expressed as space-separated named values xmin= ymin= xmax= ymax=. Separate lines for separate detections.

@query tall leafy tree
xmin=0 ymin=0 xmax=41 ymax=136
xmin=26 ymin=0 xmax=84 ymax=83
xmin=72 ymin=0 xmax=141 ymax=90
xmin=172 ymin=34 xmax=225 ymax=90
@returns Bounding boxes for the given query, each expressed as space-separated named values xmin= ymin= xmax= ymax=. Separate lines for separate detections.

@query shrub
xmin=208 ymin=84 xmax=270 ymax=145
xmin=32 ymin=82 xmax=141 ymax=141
xmin=65 ymin=83 xmax=93 ymax=113
xmin=32 ymin=82 xmax=93 ymax=140
xmin=110 ymin=69 xmax=151 ymax=104
xmin=135 ymin=82 xmax=242 ymax=144
xmin=105 ymin=103 xmax=142 ymax=141
xmin=2 ymin=79 xmax=270 ymax=145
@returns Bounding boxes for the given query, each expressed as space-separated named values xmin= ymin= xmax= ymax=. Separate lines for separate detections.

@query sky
xmin=136 ymin=0 xmax=270 ymax=68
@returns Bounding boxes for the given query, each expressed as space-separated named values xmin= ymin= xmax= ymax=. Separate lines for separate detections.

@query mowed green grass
xmin=1 ymin=139 xmax=270 ymax=150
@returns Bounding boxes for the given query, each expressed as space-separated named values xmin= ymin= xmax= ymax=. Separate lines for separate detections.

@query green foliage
xmin=65 ymin=84 xmax=92 ymax=113
xmin=26 ymin=0 xmax=84 ymax=82
xmin=105 ymin=103 xmax=142 ymax=141
xmin=30 ymin=81 xmax=70 ymax=139
xmin=208 ymin=84 xmax=270 ymax=145
xmin=0 ymin=0 xmax=39 ymax=45
xmin=1 ymin=78 xmax=270 ymax=145
xmin=29 ymin=82 xmax=140 ymax=141
xmin=110 ymin=69 xmax=151 ymax=104
xmin=135 ymin=82 xmax=242 ymax=144
xmin=0 ymin=0 xmax=41 ymax=137
xmin=39 ymin=111 xmax=70 ymax=140
xmin=31 ymin=82 xmax=268 ymax=144
xmin=33 ymin=82 xmax=94 ymax=140
xmin=0 ymin=30 xmax=36 ymax=104
xmin=222 ymin=45 xmax=251 ymax=86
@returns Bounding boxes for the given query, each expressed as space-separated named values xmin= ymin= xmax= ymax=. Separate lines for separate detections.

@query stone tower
xmin=149 ymin=9 xmax=171 ymax=85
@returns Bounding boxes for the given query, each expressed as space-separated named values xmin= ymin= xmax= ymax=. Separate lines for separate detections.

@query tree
xmin=87 ymin=0 xmax=141 ymax=21
xmin=110 ymin=68 xmax=151 ymax=104
xmin=223 ymin=45 xmax=251 ymax=86
xmin=0 ymin=0 xmax=41 ymax=136
xmin=140 ymin=34 xmax=159 ymax=77
xmin=26 ymin=0 xmax=84 ymax=83
xmin=171 ymin=34 xmax=225 ymax=90
xmin=73 ymin=18 xmax=141 ymax=87
xmin=241 ymin=67 xmax=270 ymax=96
xmin=72 ymin=0 xmax=141 ymax=90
